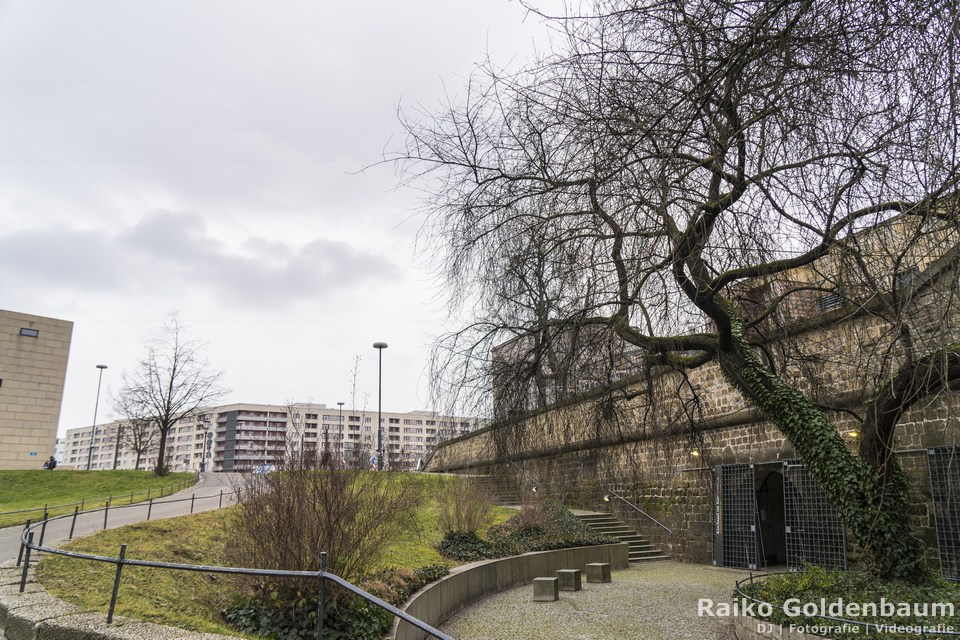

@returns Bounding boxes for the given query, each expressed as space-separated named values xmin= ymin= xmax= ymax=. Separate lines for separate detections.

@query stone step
xmin=592 ymin=525 xmax=636 ymax=534
xmin=576 ymin=512 xmax=670 ymax=565
xmin=630 ymin=554 xmax=671 ymax=562
xmin=578 ymin=514 xmax=619 ymax=522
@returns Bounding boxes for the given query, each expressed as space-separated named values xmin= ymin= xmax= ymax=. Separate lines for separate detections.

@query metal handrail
xmin=735 ymin=572 xmax=960 ymax=637
xmin=503 ymin=459 xmax=540 ymax=492
xmin=15 ymin=501 xmax=452 ymax=640
xmin=603 ymin=489 xmax=672 ymax=533
xmin=0 ymin=472 xmax=200 ymax=521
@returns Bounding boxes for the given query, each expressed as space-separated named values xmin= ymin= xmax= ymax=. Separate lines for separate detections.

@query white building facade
xmin=62 ymin=402 xmax=483 ymax=472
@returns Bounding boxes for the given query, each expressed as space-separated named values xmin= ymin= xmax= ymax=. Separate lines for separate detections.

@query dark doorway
xmin=755 ymin=466 xmax=787 ymax=567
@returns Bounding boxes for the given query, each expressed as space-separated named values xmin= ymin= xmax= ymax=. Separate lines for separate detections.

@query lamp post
xmin=373 ymin=342 xmax=388 ymax=470
xmin=85 ymin=364 xmax=108 ymax=471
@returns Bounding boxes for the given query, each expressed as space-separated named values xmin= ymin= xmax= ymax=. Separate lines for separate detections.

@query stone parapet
xmin=392 ymin=542 xmax=629 ymax=640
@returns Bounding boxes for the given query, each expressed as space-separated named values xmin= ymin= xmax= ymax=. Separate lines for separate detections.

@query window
xmin=19 ymin=328 xmax=39 ymax=338
xmin=894 ymin=266 xmax=920 ymax=290
xmin=389 ymin=418 xmax=399 ymax=424
xmin=815 ymin=292 xmax=846 ymax=313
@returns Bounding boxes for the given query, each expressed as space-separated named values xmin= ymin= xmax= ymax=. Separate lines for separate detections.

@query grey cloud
xmin=0 ymin=211 xmax=399 ymax=307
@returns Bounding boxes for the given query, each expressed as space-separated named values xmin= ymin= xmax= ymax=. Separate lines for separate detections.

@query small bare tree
xmin=113 ymin=390 xmax=156 ymax=471
xmin=347 ymin=355 xmax=372 ymax=469
xmin=116 ymin=316 xmax=227 ymax=476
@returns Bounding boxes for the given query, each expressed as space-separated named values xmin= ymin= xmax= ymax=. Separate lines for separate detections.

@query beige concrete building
xmin=0 ymin=309 xmax=72 ymax=470
xmin=62 ymin=401 xmax=483 ymax=473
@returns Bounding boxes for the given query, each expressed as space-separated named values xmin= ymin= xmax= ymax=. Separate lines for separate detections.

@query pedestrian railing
xmin=735 ymin=573 xmax=960 ymax=638
xmin=15 ymin=499 xmax=452 ymax=640
xmin=0 ymin=472 xmax=201 ymax=528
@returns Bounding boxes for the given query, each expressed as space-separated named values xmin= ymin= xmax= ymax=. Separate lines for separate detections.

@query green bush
xmin=225 ymin=586 xmax=389 ymax=640
xmin=437 ymin=500 xmax=615 ymax=561
xmin=224 ymin=564 xmax=450 ymax=640
xmin=437 ymin=531 xmax=504 ymax=561
xmin=739 ymin=566 xmax=960 ymax=640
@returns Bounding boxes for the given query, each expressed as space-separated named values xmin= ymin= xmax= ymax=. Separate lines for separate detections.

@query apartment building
xmin=61 ymin=402 xmax=483 ymax=472
xmin=0 ymin=309 xmax=73 ymax=470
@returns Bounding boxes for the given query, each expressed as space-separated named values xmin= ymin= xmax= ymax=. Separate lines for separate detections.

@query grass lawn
xmin=0 ymin=470 xmax=198 ymax=529
xmin=36 ymin=474 xmax=515 ymax=637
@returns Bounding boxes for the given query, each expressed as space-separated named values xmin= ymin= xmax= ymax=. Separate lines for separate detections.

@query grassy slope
xmin=36 ymin=475 xmax=514 ymax=636
xmin=36 ymin=510 xmax=246 ymax=637
xmin=0 ymin=471 xmax=198 ymax=528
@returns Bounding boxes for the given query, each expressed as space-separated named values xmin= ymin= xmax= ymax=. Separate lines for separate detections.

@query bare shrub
xmin=512 ymin=501 xmax=549 ymax=534
xmin=434 ymin=477 xmax=496 ymax=534
xmin=226 ymin=466 xmax=424 ymax=586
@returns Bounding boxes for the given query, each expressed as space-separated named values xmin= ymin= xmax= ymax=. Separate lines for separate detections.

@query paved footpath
xmin=441 ymin=560 xmax=748 ymax=640
xmin=0 ymin=472 xmax=240 ymax=563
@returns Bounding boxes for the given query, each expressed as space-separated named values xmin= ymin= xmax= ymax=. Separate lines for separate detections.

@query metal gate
xmin=714 ymin=463 xmax=759 ymax=569
xmin=782 ymin=460 xmax=847 ymax=570
xmin=929 ymin=446 xmax=960 ymax=581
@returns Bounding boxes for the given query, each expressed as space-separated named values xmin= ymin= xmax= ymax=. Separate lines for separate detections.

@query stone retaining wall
xmin=392 ymin=542 xmax=629 ymax=640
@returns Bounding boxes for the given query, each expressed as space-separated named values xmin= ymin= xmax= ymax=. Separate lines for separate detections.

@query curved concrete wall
xmin=393 ymin=542 xmax=629 ymax=640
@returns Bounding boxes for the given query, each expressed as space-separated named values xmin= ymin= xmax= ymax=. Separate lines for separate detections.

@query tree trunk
xmin=717 ymin=321 xmax=928 ymax=581
xmin=155 ymin=427 xmax=169 ymax=476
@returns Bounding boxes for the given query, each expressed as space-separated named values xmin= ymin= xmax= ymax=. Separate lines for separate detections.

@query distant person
xmin=43 ymin=456 xmax=57 ymax=470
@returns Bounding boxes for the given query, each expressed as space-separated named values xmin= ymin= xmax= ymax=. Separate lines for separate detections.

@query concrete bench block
xmin=585 ymin=562 xmax=611 ymax=583
xmin=555 ymin=569 xmax=582 ymax=591
xmin=532 ymin=577 xmax=559 ymax=602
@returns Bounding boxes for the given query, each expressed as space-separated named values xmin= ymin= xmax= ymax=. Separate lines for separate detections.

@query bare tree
xmin=116 ymin=316 xmax=227 ymax=476
xmin=113 ymin=387 xmax=157 ymax=471
xmin=397 ymin=0 xmax=960 ymax=580
xmin=346 ymin=355 xmax=372 ymax=469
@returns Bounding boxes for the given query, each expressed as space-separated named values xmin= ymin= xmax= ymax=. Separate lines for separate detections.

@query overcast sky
xmin=0 ymin=0 xmax=564 ymax=434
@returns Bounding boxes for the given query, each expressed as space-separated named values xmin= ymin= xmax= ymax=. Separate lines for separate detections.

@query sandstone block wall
xmin=0 ymin=310 xmax=73 ymax=470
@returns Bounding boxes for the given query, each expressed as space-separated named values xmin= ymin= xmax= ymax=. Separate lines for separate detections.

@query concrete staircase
xmin=467 ymin=475 xmax=521 ymax=507
xmin=576 ymin=512 xmax=670 ymax=563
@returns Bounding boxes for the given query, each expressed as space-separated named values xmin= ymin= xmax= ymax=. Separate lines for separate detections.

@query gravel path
xmin=440 ymin=561 xmax=749 ymax=640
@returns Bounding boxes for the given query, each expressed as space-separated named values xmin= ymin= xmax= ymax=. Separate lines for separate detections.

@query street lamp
xmin=86 ymin=364 xmax=108 ymax=471
xmin=373 ymin=342 xmax=388 ymax=470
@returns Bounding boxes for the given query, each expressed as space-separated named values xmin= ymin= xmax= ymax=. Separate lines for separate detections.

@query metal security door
xmin=928 ymin=446 xmax=960 ymax=581
xmin=783 ymin=460 xmax=847 ymax=570
xmin=714 ymin=463 xmax=759 ymax=569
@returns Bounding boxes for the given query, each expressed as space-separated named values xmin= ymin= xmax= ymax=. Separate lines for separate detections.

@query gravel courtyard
xmin=440 ymin=561 xmax=749 ymax=640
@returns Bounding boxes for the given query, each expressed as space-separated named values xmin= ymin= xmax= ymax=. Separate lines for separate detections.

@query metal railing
xmin=503 ymin=459 xmax=540 ymax=492
xmin=735 ymin=573 xmax=960 ymax=638
xmin=15 ymin=499 xmax=452 ymax=640
xmin=603 ymin=489 xmax=672 ymax=533
xmin=0 ymin=472 xmax=201 ymax=527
